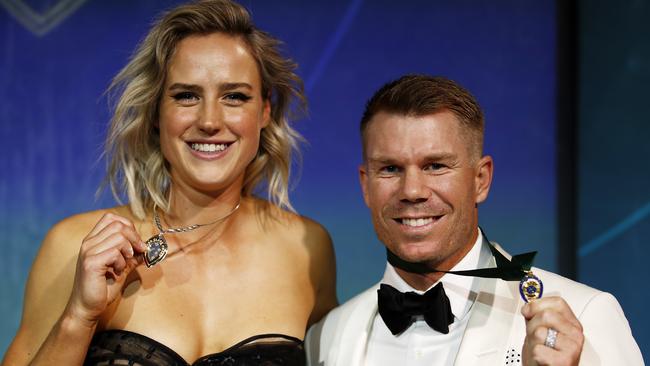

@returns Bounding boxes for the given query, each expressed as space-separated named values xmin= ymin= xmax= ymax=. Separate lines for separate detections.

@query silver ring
xmin=544 ymin=328 xmax=558 ymax=349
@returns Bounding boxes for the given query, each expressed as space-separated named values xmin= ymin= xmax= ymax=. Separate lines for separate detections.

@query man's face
xmin=360 ymin=111 xmax=492 ymax=270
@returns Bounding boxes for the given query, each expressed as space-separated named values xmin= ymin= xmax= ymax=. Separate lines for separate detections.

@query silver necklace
xmin=143 ymin=202 xmax=241 ymax=267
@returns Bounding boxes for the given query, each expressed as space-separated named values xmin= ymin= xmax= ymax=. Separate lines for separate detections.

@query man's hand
xmin=521 ymin=296 xmax=584 ymax=366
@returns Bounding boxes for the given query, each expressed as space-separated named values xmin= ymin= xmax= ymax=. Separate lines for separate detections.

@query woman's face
xmin=158 ymin=32 xmax=269 ymax=195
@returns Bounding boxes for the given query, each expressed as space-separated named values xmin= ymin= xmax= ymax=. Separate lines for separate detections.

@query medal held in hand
xmin=519 ymin=271 xmax=543 ymax=302
xmin=144 ymin=234 xmax=169 ymax=267
xmin=143 ymin=202 xmax=241 ymax=268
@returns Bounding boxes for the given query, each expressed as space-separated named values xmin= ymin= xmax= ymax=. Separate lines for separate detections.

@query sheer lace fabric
xmin=84 ymin=329 xmax=305 ymax=365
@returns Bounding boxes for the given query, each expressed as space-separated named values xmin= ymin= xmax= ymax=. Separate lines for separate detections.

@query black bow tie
xmin=377 ymin=283 xmax=454 ymax=335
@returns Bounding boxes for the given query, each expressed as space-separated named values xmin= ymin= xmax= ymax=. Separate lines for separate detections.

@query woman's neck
xmin=165 ymin=178 xmax=243 ymax=227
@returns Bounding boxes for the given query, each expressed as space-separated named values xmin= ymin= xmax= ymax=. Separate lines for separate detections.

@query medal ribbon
xmin=386 ymin=229 xmax=537 ymax=282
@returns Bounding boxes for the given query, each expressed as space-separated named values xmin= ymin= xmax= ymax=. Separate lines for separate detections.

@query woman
xmin=2 ymin=1 xmax=337 ymax=365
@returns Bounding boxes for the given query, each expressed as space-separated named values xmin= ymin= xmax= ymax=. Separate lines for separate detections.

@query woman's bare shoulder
xmin=252 ymin=200 xmax=339 ymax=320
xmin=43 ymin=205 xmax=136 ymax=253
xmin=25 ymin=205 xmax=138 ymax=308
xmin=9 ymin=205 xmax=137 ymax=357
xmin=52 ymin=205 xmax=135 ymax=229
xmin=251 ymin=198 xmax=330 ymax=242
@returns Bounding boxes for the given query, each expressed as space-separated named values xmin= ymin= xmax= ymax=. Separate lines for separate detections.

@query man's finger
xmin=525 ymin=308 xmax=583 ymax=341
xmin=522 ymin=296 xmax=582 ymax=330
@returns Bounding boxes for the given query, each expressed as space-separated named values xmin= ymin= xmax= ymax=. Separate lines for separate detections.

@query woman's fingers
xmin=67 ymin=213 xmax=147 ymax=324
xmin=86 ymin=232 xmax=136 ymax=259
xmin=83 ymin=218 xmax=146 ymax=255
xmin=85 ymin=212 xmax=135 ymax=239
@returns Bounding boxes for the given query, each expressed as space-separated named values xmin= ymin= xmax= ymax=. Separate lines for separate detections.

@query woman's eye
xmin=172 ymin=92 xmax=198 ymax=102
xmin=223 ymin=92 xmax=252 ymax=105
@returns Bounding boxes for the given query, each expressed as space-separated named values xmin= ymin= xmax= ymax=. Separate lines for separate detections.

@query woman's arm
xmin=304 ymin=220 xmax=338 ymax=327
xmin=2 ymin=211 xmax=145 ymax=366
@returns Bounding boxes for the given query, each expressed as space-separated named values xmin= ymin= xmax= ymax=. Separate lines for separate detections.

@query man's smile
xmin=391 ymin=215 xmax=445 ymax=235
xmin=395 ymin=216 xmax=441 ymax=227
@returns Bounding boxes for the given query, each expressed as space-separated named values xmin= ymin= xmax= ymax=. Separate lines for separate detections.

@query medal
xmin=144 ymin=234 xmax=168 ymax=267
xmin=519 ymin=271 xmax=543 ymax=302
xmin=143 ymin=201 xmax=241 ymax=267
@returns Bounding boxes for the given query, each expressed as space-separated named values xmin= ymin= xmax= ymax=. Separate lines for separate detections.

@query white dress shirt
xmin=365 ymin=231 xmax=492 ymax=366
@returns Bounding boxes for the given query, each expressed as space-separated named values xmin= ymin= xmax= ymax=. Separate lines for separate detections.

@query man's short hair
xmin=360 ymin=74 xmax=485 ymax=160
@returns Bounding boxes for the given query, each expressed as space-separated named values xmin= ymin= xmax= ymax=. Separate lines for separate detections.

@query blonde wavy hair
xmin=104 ymin=0 xmax=306 ymax=219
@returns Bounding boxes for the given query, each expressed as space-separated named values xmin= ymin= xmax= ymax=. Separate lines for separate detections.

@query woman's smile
xmin=187 ymin=141 xmax=235 ymax=160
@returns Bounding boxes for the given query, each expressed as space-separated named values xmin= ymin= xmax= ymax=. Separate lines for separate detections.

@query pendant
xmin=144 ymin=234 xmax=168 ymax=267
xmin=519 ymin=271 xmax=543 ymax=302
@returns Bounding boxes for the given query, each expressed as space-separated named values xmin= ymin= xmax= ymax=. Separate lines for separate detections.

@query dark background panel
xmin=577 ymin=0 xmax=650 ymax=358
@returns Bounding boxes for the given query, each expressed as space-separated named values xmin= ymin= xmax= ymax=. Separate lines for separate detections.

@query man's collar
xmin=381 ymin=228 xmax=491 ymax=321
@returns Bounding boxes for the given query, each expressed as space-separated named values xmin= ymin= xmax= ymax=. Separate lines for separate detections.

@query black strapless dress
xmin=84 ymin=329 xmax=305 ymax=366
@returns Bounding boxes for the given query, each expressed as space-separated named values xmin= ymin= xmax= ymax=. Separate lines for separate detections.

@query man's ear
xmin=359 ymin=164 xmax=370 ymax=207
xmin=475 ymin=155 xmax=493 ymax=204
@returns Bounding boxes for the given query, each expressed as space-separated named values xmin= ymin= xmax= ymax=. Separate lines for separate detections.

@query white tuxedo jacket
xmin=306 ymin=249 xmax=644 ymax=365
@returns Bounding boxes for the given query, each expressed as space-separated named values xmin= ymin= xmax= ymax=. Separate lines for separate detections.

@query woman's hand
xmin=65 ymin=212 xmax=147 ymax=327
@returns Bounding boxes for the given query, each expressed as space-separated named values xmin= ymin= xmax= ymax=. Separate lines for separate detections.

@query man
xmin=305 ymin=75 xmax=643 ymax=365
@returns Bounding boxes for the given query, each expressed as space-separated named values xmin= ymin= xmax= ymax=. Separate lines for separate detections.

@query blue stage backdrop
xmin=0 ymin=0 xmax=600 ymax=357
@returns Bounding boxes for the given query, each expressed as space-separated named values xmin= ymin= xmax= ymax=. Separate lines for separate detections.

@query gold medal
xmin=519 ymin=271 xmax=543 ymax=302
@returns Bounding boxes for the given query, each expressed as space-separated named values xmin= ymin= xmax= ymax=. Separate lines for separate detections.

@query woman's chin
xmin=171 ymin=173 xmax=244 ymax=196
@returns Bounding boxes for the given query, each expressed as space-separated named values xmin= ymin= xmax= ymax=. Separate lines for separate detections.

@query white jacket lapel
xmin=454 ymin=273 xmax=520 ymax=365
xmin=334 ymin=286 xmax=379 ymax=366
